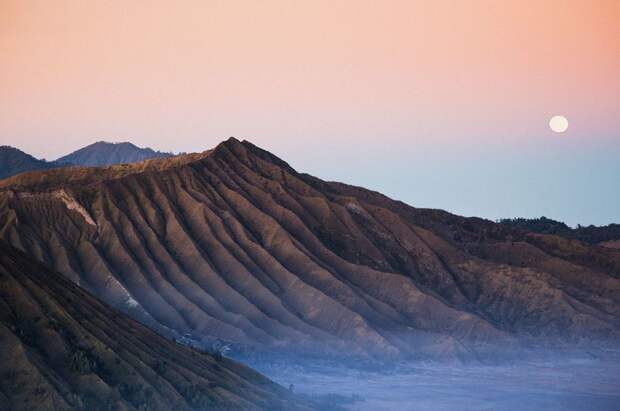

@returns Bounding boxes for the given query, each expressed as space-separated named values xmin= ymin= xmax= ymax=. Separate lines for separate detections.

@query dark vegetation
xmin=56 ymin=141 xmax=173 ymax=167
xmin=499 ymin=216 xmax=620 ymax=245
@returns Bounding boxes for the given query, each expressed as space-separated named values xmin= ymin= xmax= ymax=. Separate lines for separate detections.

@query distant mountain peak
xmin=87 ymin=140 xmax=141 ymax=148
xmin=0 ymin=145 xmax=61 ymax=179
xmin=0 ymin=141 xmax=178 ymax=181
xmin=56 ymin=140 xmax=173 ymax=167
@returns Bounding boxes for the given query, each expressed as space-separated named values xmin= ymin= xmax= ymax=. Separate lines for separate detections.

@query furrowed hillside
xmin=0 ymin=138 xmax=618 ymax=361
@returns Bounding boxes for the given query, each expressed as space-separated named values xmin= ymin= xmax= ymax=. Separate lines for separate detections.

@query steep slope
xmin=0 ymin=146 xmax=63 ymax=180
xmin=0 ymin=240 xmax=310 ymax=411
xmin=57 ymin=141 xmax=172 ymax=167
xmin=0 ymin=138 xmax=618 ymax=361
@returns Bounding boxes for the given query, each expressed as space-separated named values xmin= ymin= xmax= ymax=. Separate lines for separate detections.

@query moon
xmin=549 ymin=115 xmax=568 ymax=133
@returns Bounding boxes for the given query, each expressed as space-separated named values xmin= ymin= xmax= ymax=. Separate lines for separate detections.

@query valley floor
xmin=254 ymin=357 xmax=620 ymax=411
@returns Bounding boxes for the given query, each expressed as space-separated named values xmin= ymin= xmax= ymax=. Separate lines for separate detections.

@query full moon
xmin=549 ymin=115 xmax=568 ymax=133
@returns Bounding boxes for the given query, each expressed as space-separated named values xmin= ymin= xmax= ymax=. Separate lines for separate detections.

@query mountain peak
xmin=213 ymin=136 xmax=243 ymax=151
xmin=0 ymin=139 xmax=282 ymax=190
xmin=57 ymin=140 xmax=172 ymax=167
xmin=90 ymin=140 xmax=139 ymax=148
xmin=225 ymin=136 xmax=242 ymax=144
xmin=213 ymin=137 xmax=297 ymax=174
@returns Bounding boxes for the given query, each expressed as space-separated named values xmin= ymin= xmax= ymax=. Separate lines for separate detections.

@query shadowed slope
xmin=0 ymin=240 xmax=310 ymax=411
xmin=0 ymin=138 xmax=618 ymax=361
xmin=0 ymin=146 xmax=63 ymax=180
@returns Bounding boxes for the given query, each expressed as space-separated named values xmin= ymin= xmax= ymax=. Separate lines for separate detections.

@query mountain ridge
xmin=0 ymin=141 xmax=174 ymax=181
xmin=57 ymin=141 xmax=173 ymax=167
xmin=0 ymin=137 xmax=618 ymax=361
xmin=0 ymin=145 xmax=64 ymax=180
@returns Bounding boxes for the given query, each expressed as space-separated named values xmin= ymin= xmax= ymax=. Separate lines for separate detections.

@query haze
xmin=1 ymin=0 xmax=619 ymax=225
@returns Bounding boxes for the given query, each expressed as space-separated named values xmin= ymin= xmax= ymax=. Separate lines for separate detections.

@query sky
xmin=1 ymin=0 xmax=619 ymax=226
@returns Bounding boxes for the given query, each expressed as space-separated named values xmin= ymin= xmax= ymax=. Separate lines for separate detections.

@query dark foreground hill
xmin=56 ymin=141 xmax=173 ymax=167
xmin=0 ymin=138 xmax=618 ymax=361
xmin=0 ymin=241 xmax=310 ymax=411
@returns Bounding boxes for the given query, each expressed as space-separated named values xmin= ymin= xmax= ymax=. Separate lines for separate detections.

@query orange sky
xmin=1 ymin=1 xmax=619 ymax=224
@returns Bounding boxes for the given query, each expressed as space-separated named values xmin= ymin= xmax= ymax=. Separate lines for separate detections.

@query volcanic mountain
xmin=0 ymin=138 xmax=618 ymax=360
xmin=0 ymin=240 xmax=310 ymax=411
xmin=56 ymin=141 xmax=173 ymax=167
xmin=0 ymin=146 xmax=62 ymax=180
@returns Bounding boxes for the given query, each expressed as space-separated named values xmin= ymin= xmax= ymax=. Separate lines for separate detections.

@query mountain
xmin=0 ymin=240 xmax=310 ymax=411
xmin=0 ymin=145 xmax=62 ymax=180
xmin=0 ymin=142 xmax=171 ymax=181
xmin=500 ymin=217 xmax=620 ymax=248
xmin=56 ymin=141 xmax=173 ymax=167
xmin=0 ymin=138 xmax=618 ymax=361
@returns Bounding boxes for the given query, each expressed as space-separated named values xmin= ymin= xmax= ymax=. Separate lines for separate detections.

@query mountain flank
xmin=0 ymin=240 xmax=311 ymax=411
xmin=0 ymin=137 xmax=618 ymax=361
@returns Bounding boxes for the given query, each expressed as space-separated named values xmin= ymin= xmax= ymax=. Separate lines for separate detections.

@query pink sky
xmin=1 ymin=1 xmax=619 ymax=224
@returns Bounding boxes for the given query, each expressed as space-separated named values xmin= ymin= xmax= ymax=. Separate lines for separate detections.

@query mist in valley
xmin=247 ymin=354 xmax=620 ymax=411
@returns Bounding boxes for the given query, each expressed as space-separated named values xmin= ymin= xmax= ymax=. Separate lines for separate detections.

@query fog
xmin=250 ymin=357 xmax=620 ymax=411
xmin=175 ymin=329 xmax=620 ymax=410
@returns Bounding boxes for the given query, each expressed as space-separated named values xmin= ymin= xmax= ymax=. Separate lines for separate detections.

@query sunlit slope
xmin=0 ymin=138 xmax=618 ymax=360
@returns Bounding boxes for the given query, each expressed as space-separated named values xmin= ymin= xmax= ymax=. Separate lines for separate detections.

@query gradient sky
xmin=1 ymin=0 xmax=619 ymax=225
